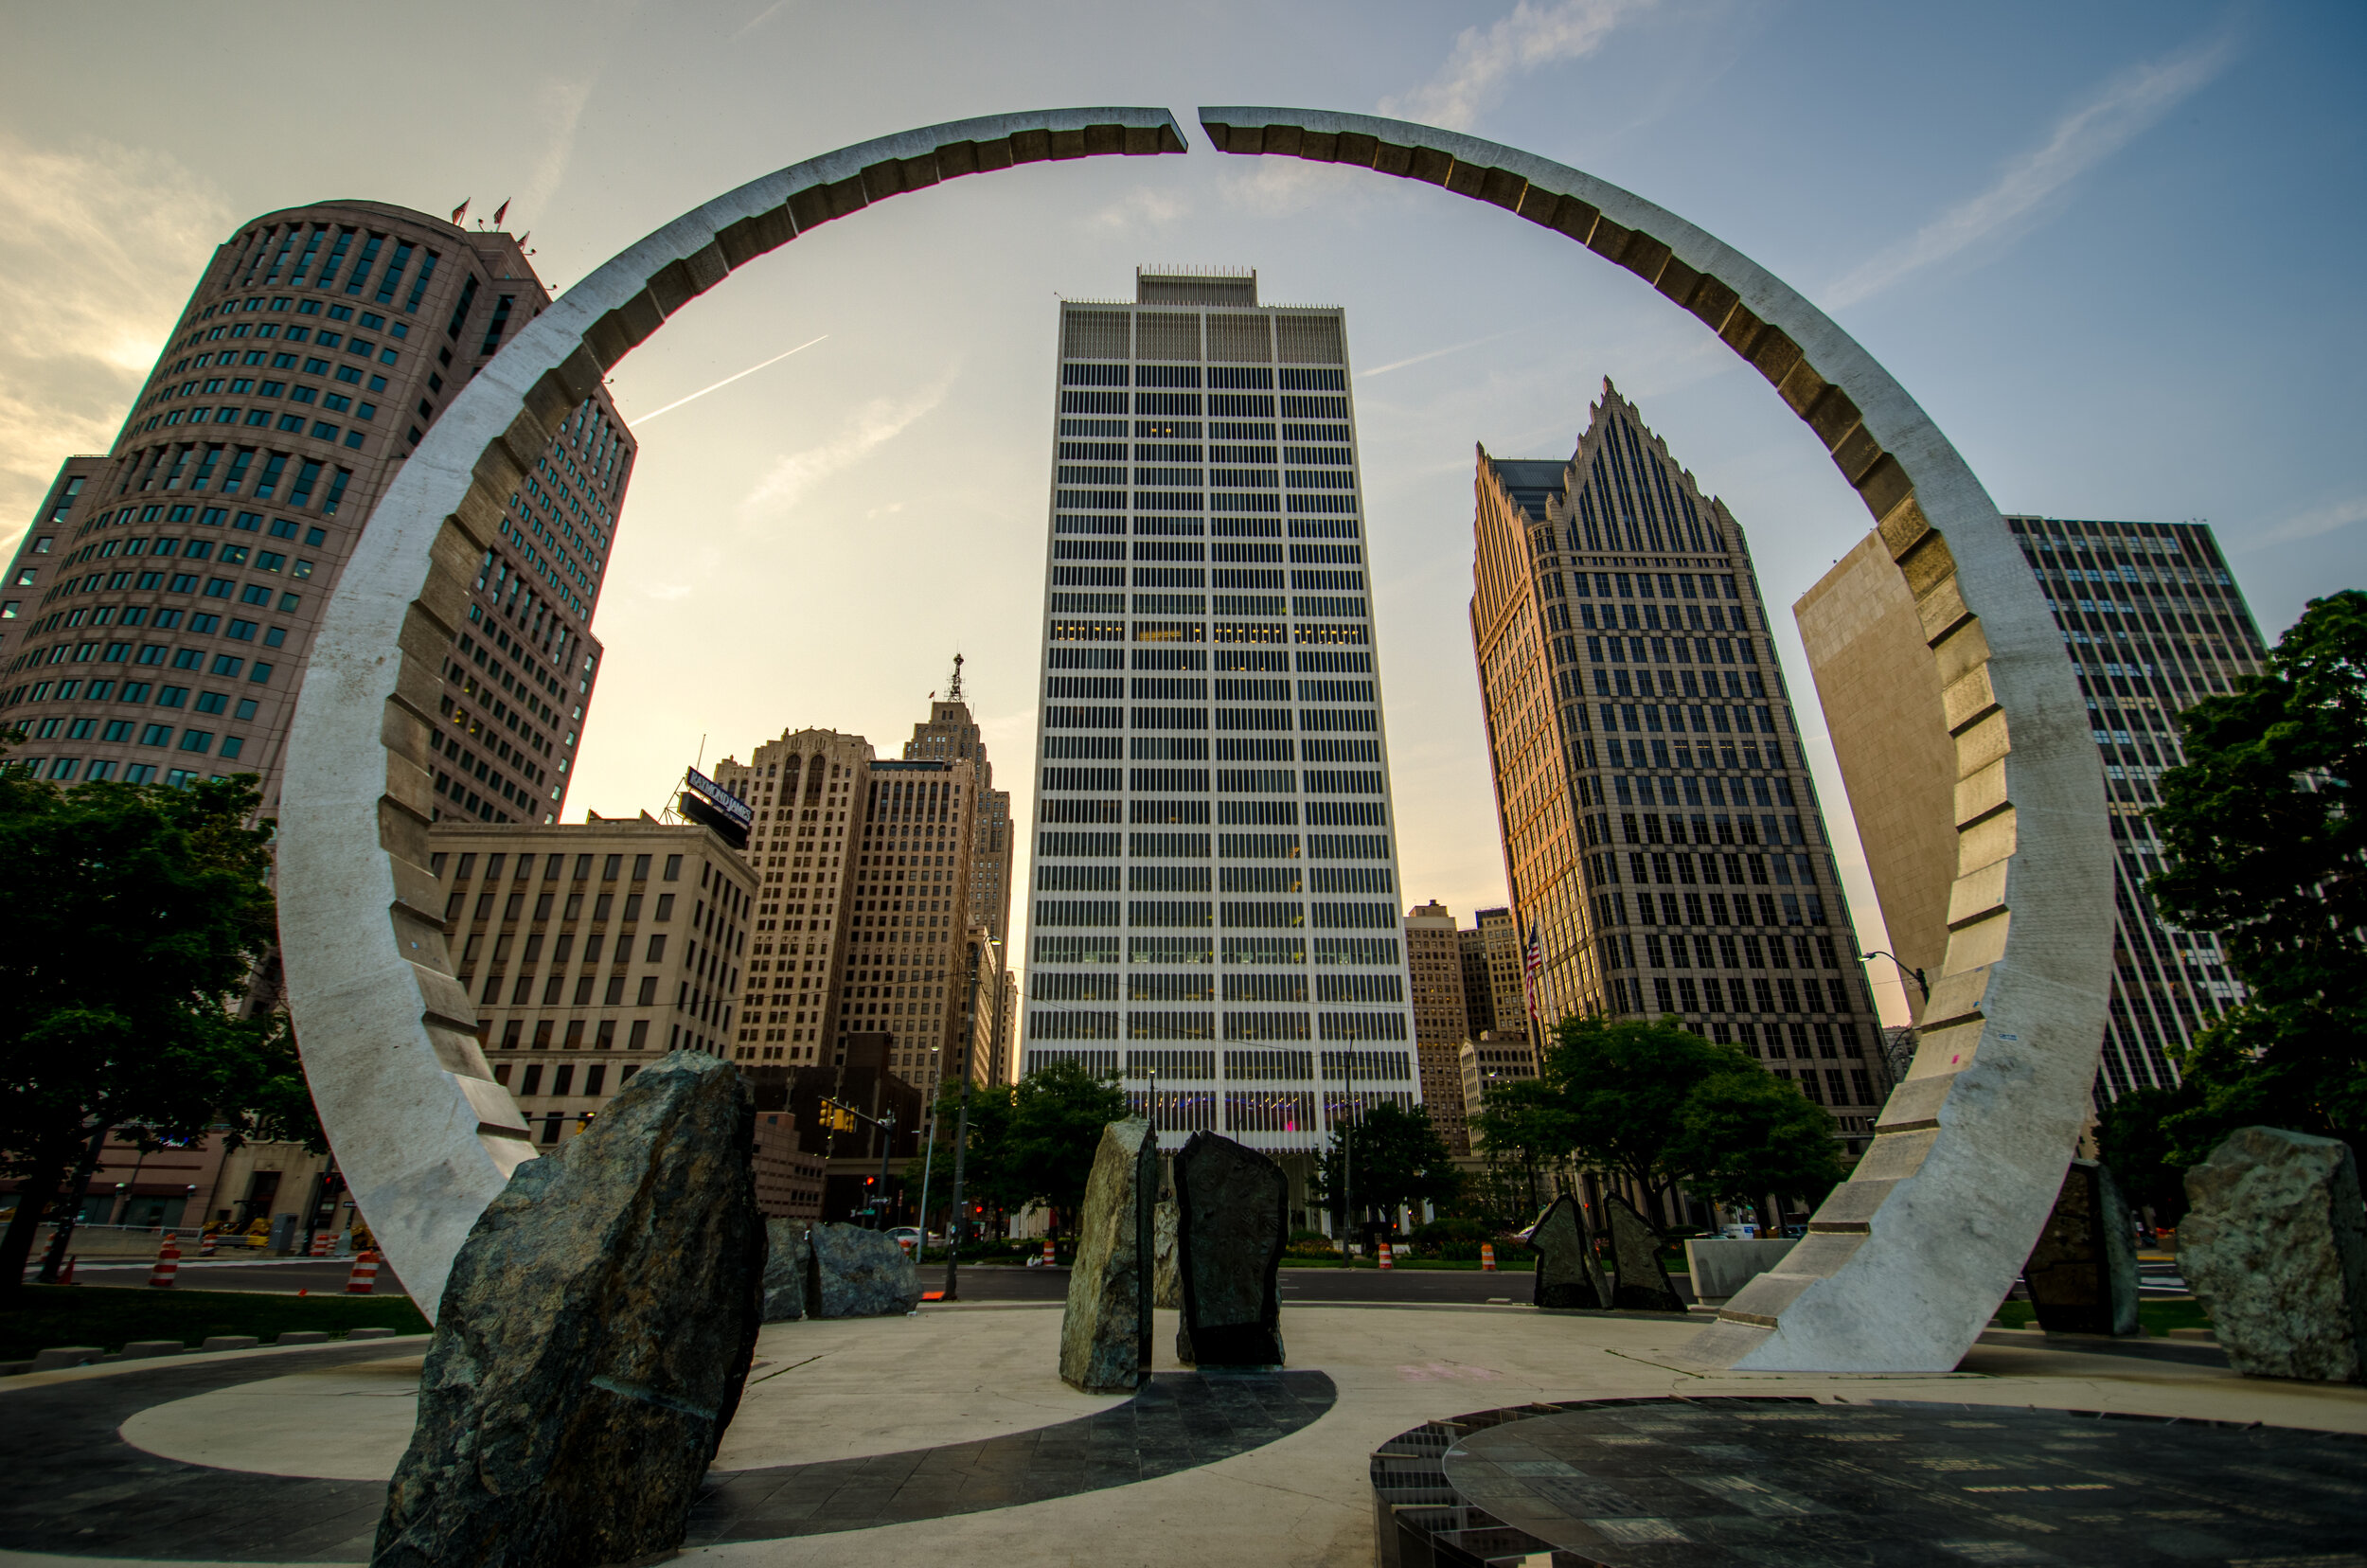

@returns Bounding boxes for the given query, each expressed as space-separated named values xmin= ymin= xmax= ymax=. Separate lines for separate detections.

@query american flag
xmin=1522 ymin=920 xmax=1546 ymax=1021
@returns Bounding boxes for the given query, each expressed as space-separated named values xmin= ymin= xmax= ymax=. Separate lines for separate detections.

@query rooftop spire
xmin=945 ymin=651 xmax=965 ymax=703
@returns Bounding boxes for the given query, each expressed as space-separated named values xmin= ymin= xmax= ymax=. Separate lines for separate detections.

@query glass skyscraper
xmin=1020 ymin=267 xmax=1420 ymax=1180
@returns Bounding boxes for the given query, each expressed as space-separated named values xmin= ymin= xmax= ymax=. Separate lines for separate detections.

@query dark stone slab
xmin=1060 ymin=1117 xmax=1158 ymax=1393
xmin=2181 ymin=1124 xmax=2367 ymax=1382
xmin=2024 ymin=1157 xmax=2140 ymax=1336
xmin=371 ymin=1049 xmax=765 ymax=1568
xmin=1173 ymin=1131 xmax=1287 ymax=1367
xmin=1152 ymin=1197 xmax=1181 ymax=1310
xmin=761 ymin=1219 xmax=808 ymax=1322
xmin=1373 ymin=1394 xmax=2367 ymax=1567
xmin=1604 ymin=1195 xmax=1685 ymax=1313
xmin=1527 ymin=1193 xmax=1609 ymax=1310
xmin=807 ymin=1223 xmax=920 ymax=1318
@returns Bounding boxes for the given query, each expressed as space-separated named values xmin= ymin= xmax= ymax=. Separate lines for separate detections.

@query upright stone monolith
xmin=2180 ymin=1126 xmax=2367 ymax=1382
xmin=807 ymin=1223 xmax=921 ymax=1318
xmin=1059 ymin=1117 xmax=1158 ymax=1392
xmin=371 ymin=1051 xmax=764 ymax=1568
xmin=2022 ymin=1158 xmax=2140 ymax=1336
xmin=1605 ymin=1195 xmax=1686 ymax=1312
xmin=1152 ymin=1198 xmax=1181 ymax=1310
xmin=1528 ymin=1194 xmax=1609 ymax=1310
xmin=1173 ymin=1131 xmax=1287 ymax=1366
xmin=761 ymin=1219 xmax=809 ymax=1322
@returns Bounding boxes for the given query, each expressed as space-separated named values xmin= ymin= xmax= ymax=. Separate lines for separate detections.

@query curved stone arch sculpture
xmin=276 ymin=109 xmax=1186 ymax=1318
xmin=1197 ymin=107 xmax=2112 ymax=1372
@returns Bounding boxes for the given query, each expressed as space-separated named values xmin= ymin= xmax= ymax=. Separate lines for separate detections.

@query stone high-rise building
xmin=900 ymin=657 xmax=1015 ymax=949
xmin=1403 ymin=900 xmax=1474 ymax=1154
xmin=1457 ymin=922 xmax=1497 ymax=1039
xmin=715 ymin=697 xmax=1006 ymax=1098
xmin=428 ymin=817 xmax=756 ymax=1149
xmin=1469 ymin=906 xmax=1530 ymax=1042
xmin=1021 ymin=265 xmax=1421 ymax=1178
xmin=1 ymin=202 xmax=632 ymax=823
xmin=1798 ymin=515 xmax=2263 ymax=1097
xmin=1470 ymin=382 xmax=1890 ymax=1143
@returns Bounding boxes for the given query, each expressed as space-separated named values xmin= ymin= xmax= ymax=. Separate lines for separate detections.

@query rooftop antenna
xmin=946 ymin=651 xmax=965 ymax=704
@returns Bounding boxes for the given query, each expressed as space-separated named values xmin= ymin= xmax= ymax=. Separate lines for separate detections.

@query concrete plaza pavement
xmin=9 ymin=1295 xmax=2365 ymax=1568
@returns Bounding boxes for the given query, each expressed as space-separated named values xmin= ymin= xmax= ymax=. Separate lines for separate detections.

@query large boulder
xmin=2022 ymin=1158 xmax=2140 ymax=1336
xmin=1152 ymin=1198 xmax=1181 ymax=1310
xmin=2180 ymin=1126 xmax=2367 ymax=1382
xmin=1059 ymin=1117 xmax=1158 ymax=1393
xmin=1173 ymin=1131 xmax=1287 ymax=1366
xmin=761 ymin=1219 xmax=809 ymax=1322
xmin=808 ymin=1223 xmax=921 ymax=1318
xmin=371 ymin=1051 xmax=763 ymax=1568
xmin=1528 ymin=1194 xmax=1609 ymax=1310
xmin=1605 ymin=1195 xmax=1686 ymax=1312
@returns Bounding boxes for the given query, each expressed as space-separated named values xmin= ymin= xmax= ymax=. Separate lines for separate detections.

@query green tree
xmin=1467 ymin=1077 xmax=1572 ymax=1217
xmin=995 ymin=1060 xmax=1129 ymax=1241
xmin=905 ymin=1078 xmax=1016 ymax=1238
xmin=0 ymin=773 xmax=289 ymax=1294
xmin=2147 ymin=589 xmax=2367 ymax=1160
xmin=1310 ymin=1101 xmax=1464 ymax=1233
xmin=2093 ymin=1082 xmax=2197 ymax=1226
xmin=1542 ymin=1015 xmax=1843 ymax=1228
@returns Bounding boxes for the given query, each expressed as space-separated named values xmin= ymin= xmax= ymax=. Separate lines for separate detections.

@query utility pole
xmin=942 ymin=941 xmax=980 ymax=1303
xmin=37 ymin=1125 xmax=111 ymax=1283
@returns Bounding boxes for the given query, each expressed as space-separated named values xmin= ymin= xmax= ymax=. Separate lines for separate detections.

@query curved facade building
xmin=0 ymin=200 xmax=634 ymax=823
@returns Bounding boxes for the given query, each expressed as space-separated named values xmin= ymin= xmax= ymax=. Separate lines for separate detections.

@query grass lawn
xmin=1988 ymin=1297 xmax=2213 ymax=1336
xmin=1 ymin=1286 xmax=429 ymax=1363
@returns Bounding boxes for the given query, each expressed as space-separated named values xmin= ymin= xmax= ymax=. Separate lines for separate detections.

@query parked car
xmin=885 ymin=1226 xmax=922 ymax=1254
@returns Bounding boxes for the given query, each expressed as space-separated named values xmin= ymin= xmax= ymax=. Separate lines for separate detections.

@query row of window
xmin=1052 ymin=543 xmax=1363 ymax=566
xmin=1035 ymin=899 xmax=1398 ymax=928
xmin=1047 ymin=677 xmax=1374 ymax=701
xmin=1056 ymin=443 xmax=1350 ymax=466
xmin=7 ymin=624 xmax=286 ymax=679
xmin=1050 ymin=649 xmax=1369 ymax=674
xmin=1048 ymin=616 xmax=1370 ymax=647
xmin=1035 ymin=830 xmax=1387 ymax=860
xmin=1056 ymin=419 xmax=1350 ymax=443
xmin=1032 ymin=1010 xmax=1405 ymax=1042
xmin=1035 ymin=935 xmax=1399 ymax=965
xmin=1594 ymin=888 xmax=1832 ymax=935
xmin=1041 ymin=705 xmax=1379 ymax=733
xmin=1 ymin=758 xmax=213 ymax=788
xmin=1043 ymin=739 xmax=1378 ymax=764
xmin=1035 ymin=973 xmax=1405 ymax=1003
xmin=1040 ymin=798 xmax=1384 ymax=827
xmin=1624 ymin=971 xmax=1856 ymax=1017
xmin=1037 ymin=865 xmax=1393 ymax=893
xmin=9 ymin=724 xmax=244 ymax=776
xmin=87 ymin=450 xmax=354 ymax=517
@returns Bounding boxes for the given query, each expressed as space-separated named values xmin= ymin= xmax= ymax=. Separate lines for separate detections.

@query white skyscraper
xmin=1021 ymin=267 xmax=1420 ymax=1184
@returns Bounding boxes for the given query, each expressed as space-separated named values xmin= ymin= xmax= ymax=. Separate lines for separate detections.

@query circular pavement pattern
xmin=1375 ymin=1396 xmax=2367 ymax=1567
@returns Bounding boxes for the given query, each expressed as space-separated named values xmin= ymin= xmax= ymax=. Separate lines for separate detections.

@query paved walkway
xmin=4 ymin=1302 xmax=2362 ymax=1567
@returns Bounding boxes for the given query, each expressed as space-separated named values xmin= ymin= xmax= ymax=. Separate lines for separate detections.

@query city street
xmin=45 ymin=1256 xmax=407 ymax=1296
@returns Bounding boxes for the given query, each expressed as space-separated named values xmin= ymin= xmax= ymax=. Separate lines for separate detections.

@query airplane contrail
xmin=632 ymin=334 xmax=829 ymax=422
xmin=1361 ymin=328 xmax=1525 ymax=378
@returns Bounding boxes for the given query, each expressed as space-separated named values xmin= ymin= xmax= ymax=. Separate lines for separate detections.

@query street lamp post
xmin=1860 ymin=950 xmax=1931 ymax=1004
xmin=942 ymin=941 xmax=980 ymax=1303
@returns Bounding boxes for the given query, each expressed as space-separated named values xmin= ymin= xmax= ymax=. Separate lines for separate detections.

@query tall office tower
xmin=991 ymin=968 xmax=1020 ymax=1084
xmin=900 ymin=658 xmax=1016 ymax=948
xmin=1022 ymin=266 xmax=1420 ymax=1183
xmin=1471 ymin=905 xmax=1530 ymax=1039
xmin=1798 ymin=515 xmax=2264 ymax=1097
xmin=1404 ymin=901 xmax=1475 ymax=1153
xmin=1470 ymin=382 xmax=1891 ymax=1152
xmin=0 ymin=202 xmax=633 ymax=822
xmin=716 ymin=710 xmax=988 ymax=1094
xmin=1458 ymin=922 xmax=1499 ymax=1038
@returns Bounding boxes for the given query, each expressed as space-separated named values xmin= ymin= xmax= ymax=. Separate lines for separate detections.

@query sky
xmin=3 ymin=1 xmax=2361 ymax=1025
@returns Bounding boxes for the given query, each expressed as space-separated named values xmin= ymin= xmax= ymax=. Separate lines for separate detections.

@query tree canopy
xmin=1309 ymin=1100 xmax=1462 ymax=1228
xmin=1534 ymin=1015 xmax=1844 ymax=1226
xmin=0 ymin=771 xmax=295 ymax=1292
xmin=2144 ymin=588 xmax=2367 ymax=1162
xmin=910 ymin=1060 xmax=1130 ymax=1237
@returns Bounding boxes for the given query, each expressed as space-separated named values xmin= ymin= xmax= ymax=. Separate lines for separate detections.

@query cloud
xmin=2241 ymin=494 xmax=2367 ymax=552
xmin=738 ymin=371 xmax=955 ymax=520
xmin=1083 ymin=187 xmax=1187 ymax=231
xmin=0 ymin=131 xmax=229 ymax=537
xmin=1380 ymin=0 xmax=1651 ymax=132
xmin=509 ymin=76 xmax=596 ymax=226
xmin=1825 ymin=28 xmax=2239 ymax=310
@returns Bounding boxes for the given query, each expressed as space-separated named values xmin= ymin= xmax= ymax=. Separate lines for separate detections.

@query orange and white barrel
xmin=199 ymin=1233 xmax=218 ymax=1257
xmin=1378 ymin=1238 xmax=1394 ymax=1271
xmin=1481 ymin=1242 xmax=1496 ymax=1271
xmin=346 ymin=1250 xmax=381 ymax=1294
xmin=149 ymin=1239 xmax=180 ymax=1289
xmin=1041 ymin=1237 xmax=1056 ymax=1267
xmin=309 ymin=1231 xmax=334 ymax=1257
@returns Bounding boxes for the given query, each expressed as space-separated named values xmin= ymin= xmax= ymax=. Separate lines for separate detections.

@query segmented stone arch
xmin=1199 ymin=108 xmax=2113 ymax=1372
xmin=279 ymin=102 xmax=2109 ymax=1371
xmin=276 ymin=110 xmax=1186 ymax=1319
